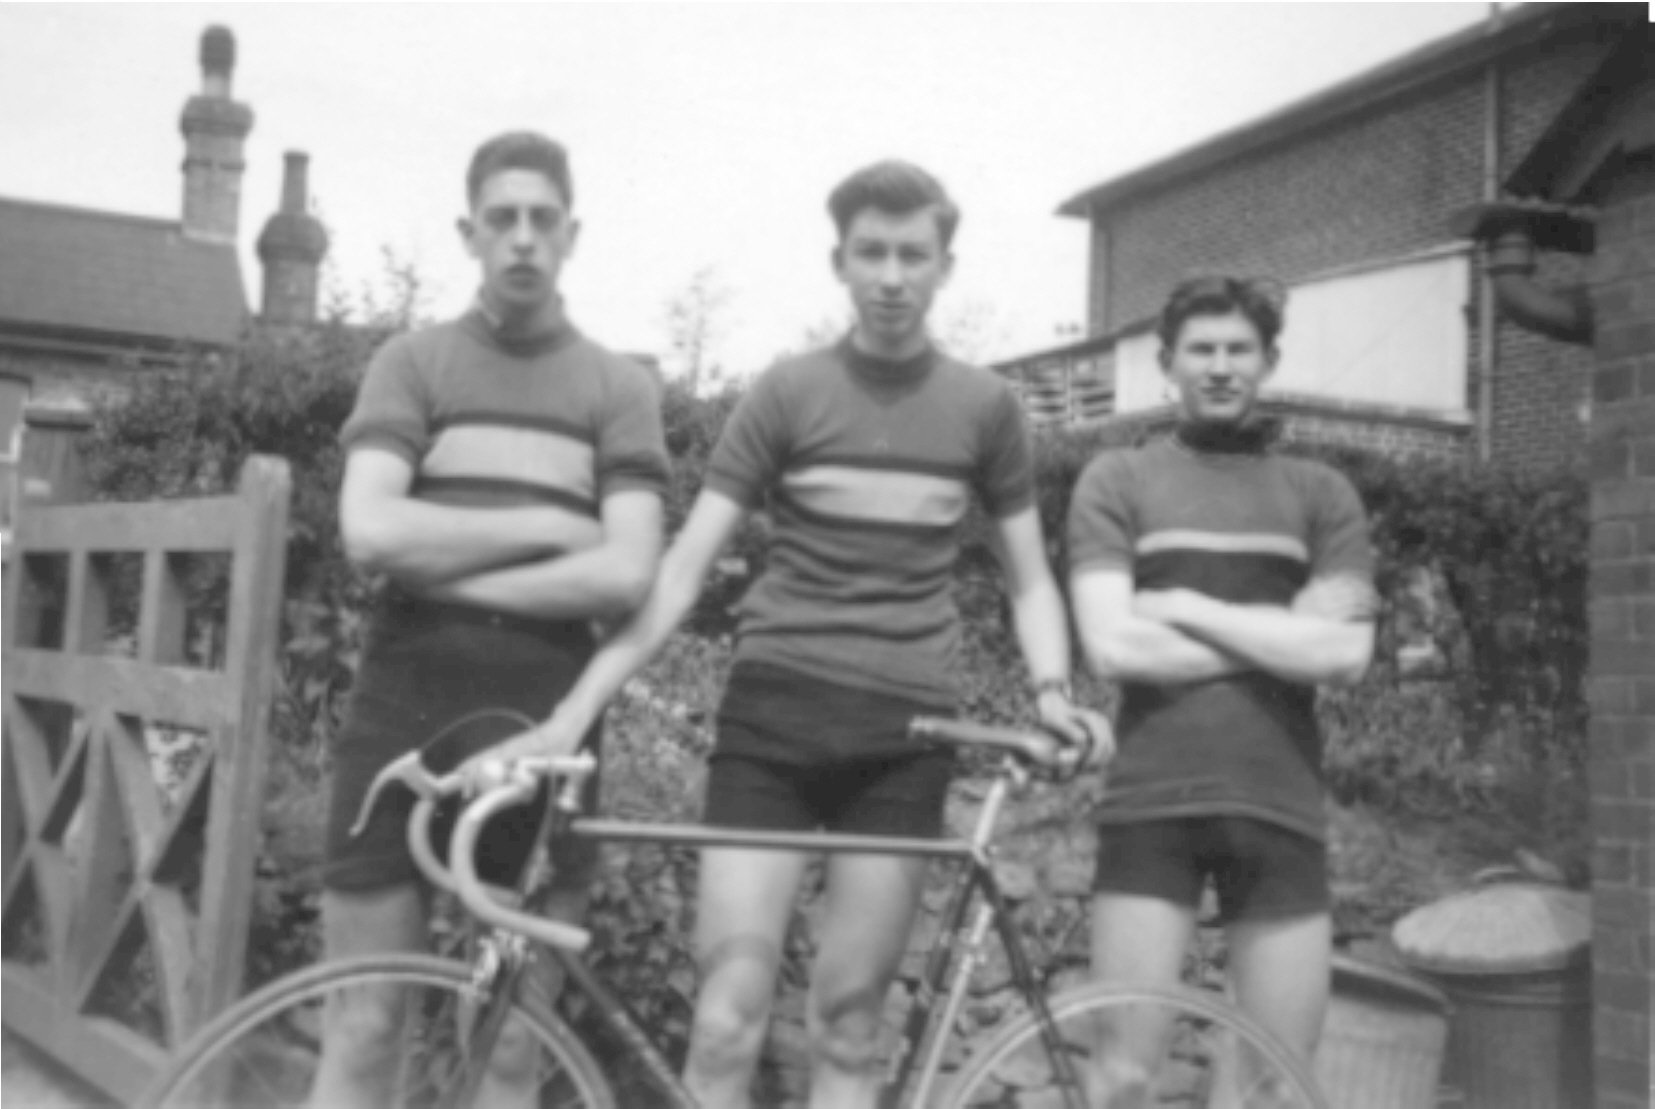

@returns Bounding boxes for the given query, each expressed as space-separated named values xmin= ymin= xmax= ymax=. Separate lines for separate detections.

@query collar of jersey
xmin=839 ymin=335 xmax=936 ymax=385
xmin=465 ymin=294 xmax=577 ymax=357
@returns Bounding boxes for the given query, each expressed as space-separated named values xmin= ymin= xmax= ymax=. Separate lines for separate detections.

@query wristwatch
xmin=1032 ymin=678 xmax=1073 ymax=701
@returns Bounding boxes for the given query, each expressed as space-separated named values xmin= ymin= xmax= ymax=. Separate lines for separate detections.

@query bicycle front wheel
xmin=943 ymin=981 xmax=1327 ymax=1109
xmin=141 ymin=952 xmax=615 ymax=1109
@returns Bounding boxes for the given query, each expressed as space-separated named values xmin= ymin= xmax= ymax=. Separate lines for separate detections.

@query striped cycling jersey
xmin=1067 ymin=432 xmax=1376 ymax=841
xmin=705 ymin=338 xmax=1034 ymax=707
xmin=339 ymin=305 xmax=669 ymax=528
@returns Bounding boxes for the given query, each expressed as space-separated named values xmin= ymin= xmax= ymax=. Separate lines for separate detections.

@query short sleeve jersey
xmin=705 ymin=339 xmax=1034 ymax=707
xmin=1066 ymin=435 xmax=1375 ymax=841
xmin=340 ymin=307 xmax=669 ymax=522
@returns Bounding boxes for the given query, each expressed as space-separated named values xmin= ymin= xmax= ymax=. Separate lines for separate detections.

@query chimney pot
xmin=281 ymin=152 xmax=310 ymax=214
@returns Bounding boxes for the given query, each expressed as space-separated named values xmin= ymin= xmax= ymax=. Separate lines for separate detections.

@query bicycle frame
xmin=363 ymin=725 xmax=1093 ymax=1109
xmin=526 ymin=764 xmax=1088 ymax=1109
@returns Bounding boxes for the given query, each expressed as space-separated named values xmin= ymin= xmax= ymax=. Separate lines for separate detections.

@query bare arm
xmin=339 ymin=448 xmax=602 ymax=586
xmin=414 ymin=489 xmax=665 ymax=620
xmin=1070 ymin=567 xmax=1246 ymax=685
xmin=1136 ymin=584 xmax=1375 ymax=688
xmin=991 ymin=508 xmax=1115 ymax=758
xmin=464 ymin=491 xmax=748 ymax=769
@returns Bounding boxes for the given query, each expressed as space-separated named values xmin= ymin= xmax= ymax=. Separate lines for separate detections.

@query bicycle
xmin=139 ymin=716 xmax=1327 ymax=1108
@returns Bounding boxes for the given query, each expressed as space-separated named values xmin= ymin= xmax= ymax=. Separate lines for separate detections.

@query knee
xmin=689 ymin=986 xmax=772 ymax=1079
xmin=808 ymin=985 xmax=884 ymax=1075
xmin=324 ymin=987 xmax=407 ymax=1064
xmin=486 ymin=1015 xmax=543 ymax=1086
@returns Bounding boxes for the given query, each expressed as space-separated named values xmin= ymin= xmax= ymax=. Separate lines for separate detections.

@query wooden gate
xmin=2 ymin=455 xmax=290 ymax=1098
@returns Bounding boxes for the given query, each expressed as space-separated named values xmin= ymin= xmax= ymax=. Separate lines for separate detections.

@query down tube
xmin=551 ymin=948 xmax=698 ymax=1109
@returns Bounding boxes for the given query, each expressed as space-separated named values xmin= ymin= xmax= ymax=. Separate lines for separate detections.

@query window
xmin=1113 ymin=248 xmax=1473 ymax=416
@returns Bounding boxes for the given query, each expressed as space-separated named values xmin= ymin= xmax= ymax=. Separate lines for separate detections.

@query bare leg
xmin=684 ymin=847 xmax=811 ymax=1109
xmin=1226 ymin=911 xmax=1330 ymax=1068
xmin=477 ymin=853 xmax=596 ymax=1108
xmin=308 ymin=883 xmax=427 ymax=1109
xmin=1088 ymin=893 xmax=1198 ymax=1109
xmin=805 ymin=852 xmax=928 ymax=1109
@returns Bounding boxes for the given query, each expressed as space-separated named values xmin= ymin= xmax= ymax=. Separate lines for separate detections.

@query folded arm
xmin=1071 ymin=567 xmax=1247 ymax=686
xmin=339 ymin=447 xmax=603 ymax=587
xmin=1135 ymin=580 xmax=1375 ymax=687
xmin=414 ymin=488 xmax=665 ymax=620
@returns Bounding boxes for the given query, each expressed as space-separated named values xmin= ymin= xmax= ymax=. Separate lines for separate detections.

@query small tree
xmin=662 ymin=266 xmax=735 ymax=395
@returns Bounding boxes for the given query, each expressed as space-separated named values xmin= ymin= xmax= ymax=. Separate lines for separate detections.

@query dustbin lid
xmin=1331 ymin=952 xmax=1451 ymax=1012
xmin=1392 ymin=882 xmax=1591 ymax=974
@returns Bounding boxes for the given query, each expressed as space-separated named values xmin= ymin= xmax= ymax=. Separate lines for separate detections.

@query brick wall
xmin=1087 ymin=23 xmax=1617 ymax=471
xmin=1583 ymin=157 xmax=1655 ymax=1109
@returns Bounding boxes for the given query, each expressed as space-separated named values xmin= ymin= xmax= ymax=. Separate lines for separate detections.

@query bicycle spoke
xmin=145 ymin=956 xmax=614 ymax=1109
xmin=945 ymin=984 xmax=1324 ymax=1109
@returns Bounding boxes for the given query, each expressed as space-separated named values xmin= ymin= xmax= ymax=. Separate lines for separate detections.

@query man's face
xmin=1160 ymin=310 xmax=1278 ymax=425
xmin=459 ymin=169 xmax=578 ymax=317
xmin=833 ymin=206 xmax=953 ymax=358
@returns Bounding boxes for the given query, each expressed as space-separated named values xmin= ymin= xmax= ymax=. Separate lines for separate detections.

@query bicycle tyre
xmin=139 ymin=952 xmax=616 ymax=1109
xmin=941 ymin=980 xmax=1327 ymax=1109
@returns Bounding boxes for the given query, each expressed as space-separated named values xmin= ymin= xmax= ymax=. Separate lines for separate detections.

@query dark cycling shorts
xmin=703 ymin=662 xmax=954 ymax=838
xmin=323 ymin=594 xmax=599 ymax=894
xmin=1092 ymin=816 xmax=1328 ymax=923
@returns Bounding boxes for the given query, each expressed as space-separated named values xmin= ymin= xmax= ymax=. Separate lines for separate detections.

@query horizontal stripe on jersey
xmin=707 ymin=339 xmax=1032 ymax=704
xmin=340 ymin=307 xmax=669 ymax=516
xmin=423 ymin=422 xmax=597 ymax=503
xmin=1137 ymin=529 xmax=1309 ymax=561
xmin=782 ymin=463 xmax=970 ymax=528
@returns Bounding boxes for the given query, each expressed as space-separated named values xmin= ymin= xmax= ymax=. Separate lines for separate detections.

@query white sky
xmin=0 ymin=3 xmax=1494 ymax=373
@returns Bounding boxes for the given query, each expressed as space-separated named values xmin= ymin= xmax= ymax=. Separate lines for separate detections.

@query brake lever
xmin=348 ymin=750 xmax=468 ymax=837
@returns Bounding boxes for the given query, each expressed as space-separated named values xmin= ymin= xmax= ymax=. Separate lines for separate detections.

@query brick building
xmin=1459 ymin=22 xmax=1655 ymax=1105
xmin=0 ymin=26 xmax=327 ymax=532
xmin=998 ymin=2 xmax=1645 ymax=470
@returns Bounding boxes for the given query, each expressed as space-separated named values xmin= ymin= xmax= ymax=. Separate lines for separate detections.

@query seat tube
xmin=908 ymin=878 xmax=999 ymax=1105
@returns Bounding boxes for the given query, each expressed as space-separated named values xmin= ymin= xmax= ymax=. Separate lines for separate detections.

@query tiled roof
xmin=0 ymin=197 xmax=246 ymax=347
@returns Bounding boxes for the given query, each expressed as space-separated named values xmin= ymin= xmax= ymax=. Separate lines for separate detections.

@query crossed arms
xmin=1070 ymin=567 xmax=1375 ymax=689
xmin=339 ymin=447 xmax=663 ymax=620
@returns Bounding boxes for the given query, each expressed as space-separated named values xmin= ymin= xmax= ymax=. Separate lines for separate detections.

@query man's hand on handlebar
xmin=453 ymin=708 xmax=588 ymax=794
xmin=1033 ymin=689 xmax=1116 ymax=777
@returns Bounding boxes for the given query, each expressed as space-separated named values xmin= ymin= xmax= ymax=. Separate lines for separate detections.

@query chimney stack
xmin=256 ymin=152 xmax=330 ymax=328
xmin=180 ymin=25 xmax=254 ymax=243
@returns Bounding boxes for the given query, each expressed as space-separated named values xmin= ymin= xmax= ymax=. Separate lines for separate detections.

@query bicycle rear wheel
xmin=943 ymin=981 xmax=1326 ymax=1109
xmin=140 ymin=952 xmax=615 ymax=1109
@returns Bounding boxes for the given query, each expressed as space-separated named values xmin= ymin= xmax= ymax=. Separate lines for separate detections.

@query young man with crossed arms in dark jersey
xmin=474 ymin=161 xmax=1111 ymax=1109
xmin=1068 ymin=276 xmax=1377 ymax=1098
xmin=319 ymin=132 xmax=669 ymax=1108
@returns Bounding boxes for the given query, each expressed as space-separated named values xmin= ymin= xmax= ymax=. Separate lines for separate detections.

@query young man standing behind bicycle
xmin=496 ymin=160 xmax=1109 ymax=1109
xmin=321 ymin=131 xmax=669 ymax=1108
xmin=1067 ymin=277 xmax=1377 ymax=1083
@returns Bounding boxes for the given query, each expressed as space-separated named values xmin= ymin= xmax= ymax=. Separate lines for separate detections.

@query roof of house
xmin=1057 ymin=2 xmax=1646 ymax=219
xmin=1505 ymin=23 xmax=1655 ymax=202
xmin=0 ymin=196 xmax=246 ymax=348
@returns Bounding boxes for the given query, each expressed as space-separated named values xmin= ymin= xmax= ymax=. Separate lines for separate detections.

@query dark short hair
xmin=1157 ymin=276 xmax=1287 ymax=350
xmin=465 ymin=132 xmax=573 ymax=209
xmin=827 ymin=161 xmax=961 ymax=249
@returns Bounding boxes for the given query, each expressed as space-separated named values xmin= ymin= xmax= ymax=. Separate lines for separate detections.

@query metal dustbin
xmin=1315 ymin=952 xmax=1451 ymax=1109
xmin=1392 ymin=881 xmax=1593 ymax=1109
